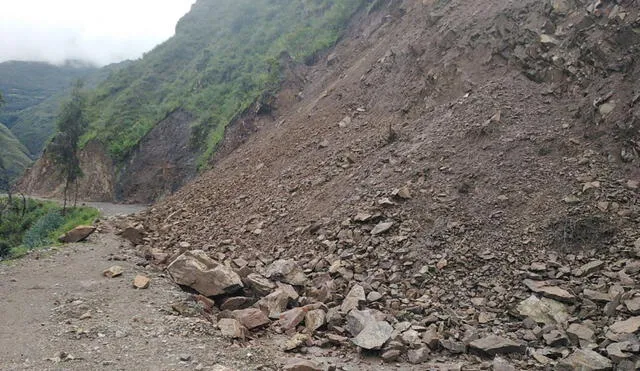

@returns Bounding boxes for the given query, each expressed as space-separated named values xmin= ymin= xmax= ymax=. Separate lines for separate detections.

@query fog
xmin=0 ymin=0 xmax=196 ymax=66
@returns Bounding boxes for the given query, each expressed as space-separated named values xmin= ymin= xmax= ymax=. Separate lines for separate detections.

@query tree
xmin=0 ymin=91 xmax=4 ymax=107
xmin=48 ymin=81 xmax=87 ymax=214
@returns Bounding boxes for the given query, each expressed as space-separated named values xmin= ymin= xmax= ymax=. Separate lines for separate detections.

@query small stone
xmin=279 ymin=308 xmax=306 ymax=331
xmin=232 ymin=308 xmax=270 ymax=330
xmin=469 ymin=335 xmax=526 ymax=356
xmin=245 ymin=273 xmax=276 ymax=296
xmin=401 ymin=329 xmax=422 ymax=347
xmin=220 ymin=296 xmax=254 ymax=311
xmin=381 ymin=349 xmax=402 ymax=362
xmin=256 ymin=289 xmax=290 ymax=319
xmin=120 ymin=226 xmax=144 ymax=245
xmin=493 ymin=356 xmax=516 ymax=371
xmin=583 ymin=289 xmax=611 ymax=303
xmin=133 ymin=275 xmax=150 ymax=289
xmin=609 ymin=316 xmax=640 ymax=334
xmin=557 ymin=349 xmax=612 ymax=371
xmin=530 ymin=262 xmax=547 ymax=272
xmin=563 ymin=195 xmax=580 ymax=204
xmin=351 ymin=320 xmax=393 ymax=350
xmin=440 ymin=339 xmax=466 ymax=354
xmin=393 ymin=186 xmax=412 ymax=199
xmin=179 ymin=354 xmax=192 ymax=362
xmin=353 ymin=213 xmax=372 ymax=222
xmin=523 ymin=279 xmax=576 ymax=303
xmin=341 ymin=284 xmax=366 ymax=313
xmin=283 ymin=358 xmax=324 ymax=371
xmin=103 ymin=265 xmax=124 ymax=278
xmin=265 ymin=259 xmax=307 ymax=286
xmin=573 ymin=260 xmax=605 ymax=277
xmin=371 ymin=221 xmax=394 ymax=235
xmin=283 ymin=333 xmax=310 ymax=352
xmin=305 ymin=309 xmax=326 ymax=332
xmin=422 ymin=327 xmax=440 ymax=349
xmin=624 ymin=297 xmax=640 ymax=314
xmin=218 ymin=318 xmax=246 ymax=339
xmin=517 ymin=295 xmax=569 ymax=325
xmin=566 ymin=323 xmax=595 ymax=344
xmin=367 ymin=291 xmax=382 ymax=302
xmin=606 ymin=342 xmax=635 ymax=362
xmin=407 ymin=347 xmax=430 ymax=364
xmin=543 ymin=330 xmax=569 ymax=347
xmin=346 ymin=309 xmax=380 ymax=336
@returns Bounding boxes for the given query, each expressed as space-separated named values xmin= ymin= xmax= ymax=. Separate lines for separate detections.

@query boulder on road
xmin=167 ymin=250 xmax=243 ymax=296
xmin=59 ymin=225 xmax=96 ymax=243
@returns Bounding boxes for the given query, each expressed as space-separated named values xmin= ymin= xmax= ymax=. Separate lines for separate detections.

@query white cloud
xmin=0 ymin=0 xmax=196 ymax=66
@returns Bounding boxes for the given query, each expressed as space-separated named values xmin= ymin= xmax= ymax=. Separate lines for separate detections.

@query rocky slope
xmin=124 ymin=0 xmax=640 ymax=369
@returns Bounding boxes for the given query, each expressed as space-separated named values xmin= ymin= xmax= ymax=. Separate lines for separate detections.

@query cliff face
xmin=16 ymin=140 xmax=115 ymax=201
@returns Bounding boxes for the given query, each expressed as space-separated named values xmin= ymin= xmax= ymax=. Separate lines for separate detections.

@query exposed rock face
xmin=166 ymin=250 xmax=243 ymax=296
xmin=117 ymin=110 xmax=198 ymax=203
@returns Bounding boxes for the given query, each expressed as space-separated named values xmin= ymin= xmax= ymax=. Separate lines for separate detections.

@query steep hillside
xmin=21 ymin=0 xmax=368 ymax=202
xmin=0 ymin=122 xmax=31 ymax=185
xmin=128 ymin=0 xmax=640 ymax=369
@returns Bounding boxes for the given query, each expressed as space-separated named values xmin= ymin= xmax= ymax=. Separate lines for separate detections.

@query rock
xmin=599 ymin=102 xmax=615 ymax=115
xmin=422 ymin=326 xmax=440 ymax=349
xmin=567 ymin=323 xmax=595 ymax=344
xmin=563 ymin=195 xmax=580 ymax=204
xmin=543 ymin=330 xmax=569 ymax=347
xmin=265 ymin=259 xmax=307 ymax=286
xmin=179 ymin=354 xmax=192 ymax=362
xmin=523 ymin=279 xmax=576 ymax=303
xmin=606 ymin=342 xmax=635 ymax=362
xmin=573 ymin=260 xmax=605 ymax=277
xmin=407 ymin=347 xmax=430 ymax=364
xmin=351 ymin=320 xmax=393 ymax=350
xmin=583 ymin=289 xmax=611 ymax=303
xmin=371 ymin=221 xmax=394 ymax=235
xmin=516 ymin=295 xmax=569 ymax=325
xmin=345 ymin=309 xmax=378 ymax=336
xmin=132 ymin=275 xmax=150 ymax=289
xmin=493 ymin=357 xmax=516 ymax=371
xmin=341 ymin=284 xmax=365 ymax=312
xmin=283 ymin=333 xmax=310 ymax=352
xmin=167 ymin=250 xmax=243 ymax=296
xmin=367 ymin=291 xmax=382 ymax=302
xmin=232 ymin=308 xmax=270 ymax=330
xmin=557 ymin=349 xmax=613 ymax=371
xmin=468 ymin=335 xmax=526 ymax=356
xmin=624 ymin=297 xmax=640 ymax=314
xmin=353 ymin=213 xmax=372 ymax=222
xmin=59 ymin=225 xmax=96 ymax=243
xmin=103 ymin=265 xmax=124 ymax=278
xmin=279 ymin=307 xmax=306 ymax=331
xmin=218 ymin=318 xmax=246 ymax=339
xmin=401 ymin=329 xmax=422 ymax=348
xmin=609 ymin=316 xmax=640 ymax=334
xmin=245 ymin=273 xmax=276 ymax=296
xmin=393 ymin=186 xmax=412 ymax=199
xmin=440 ymin=339 xmax=466 ymax=354
xmin=256 ymin=289 xmax=290 ymax=319
xmin=283 ymin=358 xmax=324 ymax=371
xmin=381 ymin=349 xmax=402 ymax=362
xmin=305 ymin=309 xmax=326 ymax=332
xmin=120 ymin=226 xmax=144 ymax=245
xmin=220 ymin=296 xmax=254 ymax=311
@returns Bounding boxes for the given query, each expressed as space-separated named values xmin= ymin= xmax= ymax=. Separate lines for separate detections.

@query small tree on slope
xmin=48 ymin=81 xmax=87 ymax=214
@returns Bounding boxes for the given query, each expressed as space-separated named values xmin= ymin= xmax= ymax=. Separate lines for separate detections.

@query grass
xmin=0 ymin=197 xmax=99 ymax=260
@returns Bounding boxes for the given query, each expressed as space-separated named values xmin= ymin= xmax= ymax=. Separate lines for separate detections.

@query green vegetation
xmin=48 ymin=81 xmax=89 ymax=212
xmin=0 ymin=122 xmax=31 ymax=185
xmin=0 ymin=197 xmax=99 ymax=259
xmin=81 ymin=0 xmax=367 ymax=166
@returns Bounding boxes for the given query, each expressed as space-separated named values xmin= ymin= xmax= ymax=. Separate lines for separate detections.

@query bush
xmin=22 ymin=210 xmax=64 ymax=249
xmin=0 ymin=239 xmax=10 ymax=258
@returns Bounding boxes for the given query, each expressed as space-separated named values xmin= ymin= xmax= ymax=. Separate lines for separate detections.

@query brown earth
xmin=130 ymin=0 xmax=640 ymax=369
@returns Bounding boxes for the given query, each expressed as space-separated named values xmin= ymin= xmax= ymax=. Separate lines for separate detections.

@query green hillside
xmin=0 ymin=61 xmax=97 ymax=129
xmin=7 ymin=62 xmax=128 ymax=156
xmin=81 ymin=0 xmax=367 ymax=166
xmin=0 ymin=122 xmax=31 ymax=186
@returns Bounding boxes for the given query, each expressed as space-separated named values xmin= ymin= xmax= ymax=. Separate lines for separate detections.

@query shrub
xmin=22 ymin=210 xmax=64 ymax=249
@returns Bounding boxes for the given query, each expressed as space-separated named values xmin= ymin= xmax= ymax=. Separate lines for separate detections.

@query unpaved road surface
xmin=0 ymin=213 xmax=405 ymax=370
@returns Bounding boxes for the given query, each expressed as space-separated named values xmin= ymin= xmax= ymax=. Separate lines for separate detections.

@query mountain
xmin=0 ymin=122 xmax=31 ymax=186
xmin=20 ymin=0 xmax=368 ymax=202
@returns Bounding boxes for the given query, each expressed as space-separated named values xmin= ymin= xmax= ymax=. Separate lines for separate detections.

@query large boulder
xmin=58 ymin=225 xmax=96 ymax=243
xmin=167 ymin=250 xmax=243 ymax=296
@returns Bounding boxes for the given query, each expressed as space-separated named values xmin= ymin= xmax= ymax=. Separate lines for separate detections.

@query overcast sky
xmin=0 ymin=0 xmax=196 ymax=66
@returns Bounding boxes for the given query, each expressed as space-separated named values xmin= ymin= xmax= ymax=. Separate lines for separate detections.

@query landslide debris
xmin=126 ymin=0 xmax=640 ymax=369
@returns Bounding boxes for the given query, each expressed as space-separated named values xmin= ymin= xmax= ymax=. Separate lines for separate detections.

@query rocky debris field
xmin=119 ymin=0 xmax=640 ymax=369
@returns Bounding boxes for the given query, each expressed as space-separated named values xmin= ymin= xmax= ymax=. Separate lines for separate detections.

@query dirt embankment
xmin=131 ymin=0 xmax=640 ymax=369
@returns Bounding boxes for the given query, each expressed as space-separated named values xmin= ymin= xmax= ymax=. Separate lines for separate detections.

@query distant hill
xmin=0 ymin=60 xmax=98 ymax=129
xmin=0 ymin=122 xmax=31 ymax=186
